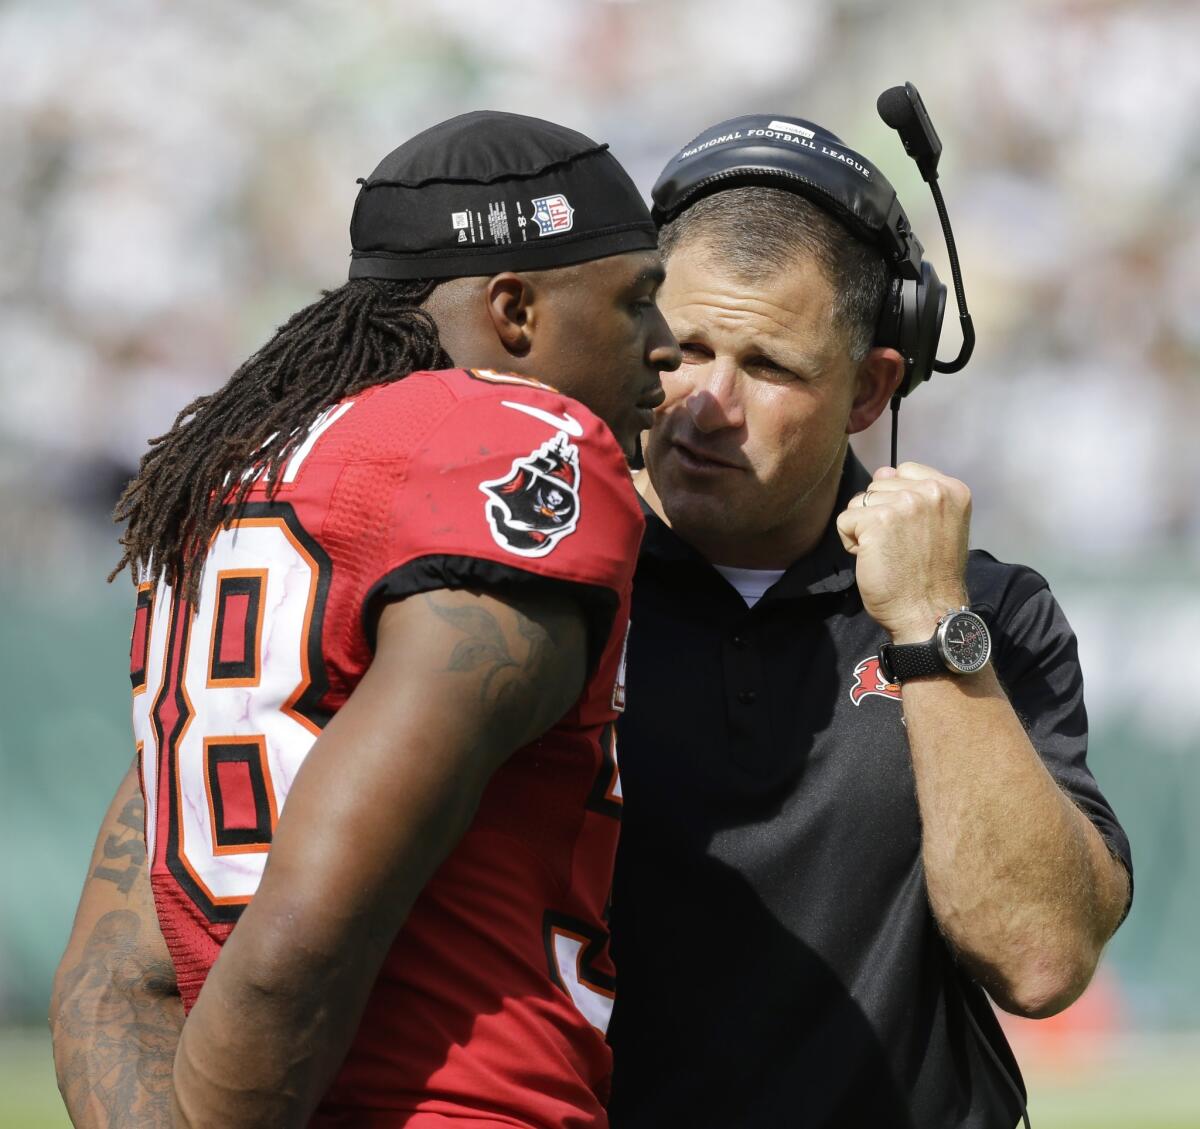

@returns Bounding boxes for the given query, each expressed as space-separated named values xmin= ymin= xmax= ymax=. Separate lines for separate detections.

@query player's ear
xmin=484 ymin=272 xmax=534 ymax=357
xmin=847 ymin=346 xmax=905 ymax=435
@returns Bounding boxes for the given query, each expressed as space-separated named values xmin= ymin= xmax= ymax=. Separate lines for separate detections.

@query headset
xmin=650 ymin=83 xmax=976 ymax=466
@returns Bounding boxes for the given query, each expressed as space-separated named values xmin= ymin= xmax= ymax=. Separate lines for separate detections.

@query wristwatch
xmin=877 ymin=607 xmax=992 ymax=684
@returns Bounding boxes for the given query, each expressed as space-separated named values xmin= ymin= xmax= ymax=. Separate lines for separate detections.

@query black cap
xmin=650 ymin=114 xmax=922 ymax=279
xmin=349 ymin=111 xmax=658 ymax=280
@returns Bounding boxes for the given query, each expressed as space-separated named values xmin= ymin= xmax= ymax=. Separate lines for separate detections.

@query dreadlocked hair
xmin=111 ymin=277 xmax=451 ymax=601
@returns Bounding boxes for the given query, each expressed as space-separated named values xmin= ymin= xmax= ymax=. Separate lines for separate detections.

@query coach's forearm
xmin=903 ymin=666 xmax=1128 ymax=1018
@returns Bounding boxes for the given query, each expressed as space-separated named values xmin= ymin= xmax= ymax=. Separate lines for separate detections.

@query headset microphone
xmin=877 ymin=83 xmax=974 ymax=377
xmin=877 ymin=83 xmax=942 ymax=183
xmin=874 ymin=83 xmax=976 ymax=465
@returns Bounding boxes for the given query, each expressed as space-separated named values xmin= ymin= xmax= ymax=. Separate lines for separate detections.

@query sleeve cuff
xmin=362 ymin=553 xmax=619 ymax=678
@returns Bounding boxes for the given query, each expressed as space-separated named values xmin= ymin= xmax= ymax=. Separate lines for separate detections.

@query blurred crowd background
xmin=2 ymin=0 xmax=1198 ymax=1124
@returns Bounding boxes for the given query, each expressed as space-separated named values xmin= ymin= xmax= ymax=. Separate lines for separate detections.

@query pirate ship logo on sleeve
xmin=479 ymin=431 xmax=582 ymax=557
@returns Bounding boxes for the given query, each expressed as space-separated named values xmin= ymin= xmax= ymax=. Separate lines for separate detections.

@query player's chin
xmin=609 ymin=414 xmax=648 ymax=463
xmin=630 ymin=406 xmax=659 ymax=446
xmin=616 ymin=429 xmax=641 ymax=465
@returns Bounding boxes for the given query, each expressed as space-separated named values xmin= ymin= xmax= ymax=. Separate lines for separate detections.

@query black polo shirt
xmin=608 ymin=454 xmax=1132 ymax=1129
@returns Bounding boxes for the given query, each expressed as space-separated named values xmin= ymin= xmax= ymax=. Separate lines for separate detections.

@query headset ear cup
xmin=874 ymin=276 xmax=916 ymax=397
xmin=893 ymin=262 xmax=947 ymax=398
xmin=874 ymin=277 xmax=904 ymax=350
xmin=898 ymin=277 xmax=921 ymax=396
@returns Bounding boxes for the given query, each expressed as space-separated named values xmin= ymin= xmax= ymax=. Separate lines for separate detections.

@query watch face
xmin=938 ymin=611 xmax=991 ymax=673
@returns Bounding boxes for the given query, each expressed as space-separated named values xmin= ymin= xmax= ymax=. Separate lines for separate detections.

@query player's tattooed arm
xmin=50 ymin=762 xmax=183 ymax=1128
xmin=172 ymin=585 xmax=588 ymax=1128
xmin=423 ymin=587 xmax=579 ymax=743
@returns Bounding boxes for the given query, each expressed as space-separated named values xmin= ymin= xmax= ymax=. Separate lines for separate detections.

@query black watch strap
xmin=878 ymin=639 xmax=945 ymax=684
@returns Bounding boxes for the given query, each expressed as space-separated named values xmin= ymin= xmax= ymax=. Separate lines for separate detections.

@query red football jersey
xmin=129 ymin=369 xmax=640 ymax=1127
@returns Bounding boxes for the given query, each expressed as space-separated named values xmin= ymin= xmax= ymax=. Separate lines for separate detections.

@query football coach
xmin=606 ymin=111 xmax=1132 ymax=1128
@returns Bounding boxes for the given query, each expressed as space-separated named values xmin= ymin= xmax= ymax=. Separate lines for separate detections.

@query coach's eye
xmin=679 ymin=342 xmax=712 ymax=363
xmin=747 ymin=354 xmax=798 ymax=381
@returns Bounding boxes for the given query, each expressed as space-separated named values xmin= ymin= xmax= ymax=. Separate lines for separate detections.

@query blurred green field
xmin=1021 ymin=1050 xmax=1200 ymax=1129
xmin=2 ymin=1030 xmax=67 ymax=1129
xmin=6 ymin=1028 xmax=1200 ymax=1128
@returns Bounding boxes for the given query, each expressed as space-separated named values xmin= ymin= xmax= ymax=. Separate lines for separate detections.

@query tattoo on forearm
xmin=53 ymin=909 xmax=182 ymax=1127
xmin=92 ymin=794 xmax=146 ymax=895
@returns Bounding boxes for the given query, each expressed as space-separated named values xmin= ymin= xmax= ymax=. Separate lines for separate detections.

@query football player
xmin=50 ymin=110 xmax=679 ymax=1128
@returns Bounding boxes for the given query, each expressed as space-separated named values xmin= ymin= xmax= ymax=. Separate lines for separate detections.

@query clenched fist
xmin=836 ymin=462 xmax=971 ymax=644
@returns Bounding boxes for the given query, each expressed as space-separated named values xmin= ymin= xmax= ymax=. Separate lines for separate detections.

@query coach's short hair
xmin=658 ymin=187 xmax=890 ymax=363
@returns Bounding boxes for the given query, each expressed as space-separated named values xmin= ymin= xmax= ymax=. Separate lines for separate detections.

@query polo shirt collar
xmin=639 ymin=451 xmax=872 ymax=600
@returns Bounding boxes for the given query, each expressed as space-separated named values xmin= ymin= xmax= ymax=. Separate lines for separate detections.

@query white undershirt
xmin=712 ymin=564 xmax=787 ymax=608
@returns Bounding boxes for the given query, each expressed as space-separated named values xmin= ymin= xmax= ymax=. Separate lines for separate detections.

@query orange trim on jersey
xmin=131 ymin=582 xmax=155 ymax=696
xmin=201 ymin=735 xmax=277 ymax=859
xmin=134 ymin=738 xmax=155 ymax=867
xmin=205 ymin=567 xmax=269 ymax=689
xmin=550 ymin=923 xmax=617 ymax=1017
xmin=468 ymin=367 xmax=558 ymax=393
xmin=602 ymin=728 xmax=622 ymax=807
xmin=203 ymin=515 xmax=322 ymax=737
xmin=268 ymin=521 xmax=325 ymax=741
xmin=142 ymin=585 xmax=173 ymax=870
xmin=172 ymin=602 xmax=203 ymax=897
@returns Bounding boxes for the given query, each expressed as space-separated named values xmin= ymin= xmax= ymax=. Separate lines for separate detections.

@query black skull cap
xmin=651 ymin=113 xmax=922 ymax=276
xmin=349 ymin=110 xmax=658 ymax=280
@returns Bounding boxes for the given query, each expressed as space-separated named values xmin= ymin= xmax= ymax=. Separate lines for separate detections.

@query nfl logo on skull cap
xmin=532 ymin=194 xmax=575 ymax=236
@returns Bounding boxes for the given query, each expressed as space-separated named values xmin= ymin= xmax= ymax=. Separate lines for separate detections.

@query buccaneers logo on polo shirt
xmin=849 ymin=656 xmax=902 ymax=706
xmin=480 ymin=431 xmax=581 ymax=557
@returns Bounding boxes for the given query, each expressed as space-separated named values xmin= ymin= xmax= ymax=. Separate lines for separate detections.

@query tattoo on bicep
xmin=430 ymin=602 xmax=516 ymax=668
xmin=54 ymin=909 xmax=182 ymax=1126
xmin=515 ymin=604 xmax=553 ymax=668
xmin=92 ymin=793 xmax=147 ymax=895
xmin=422 ymin=592 xmax=565 ymax=710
